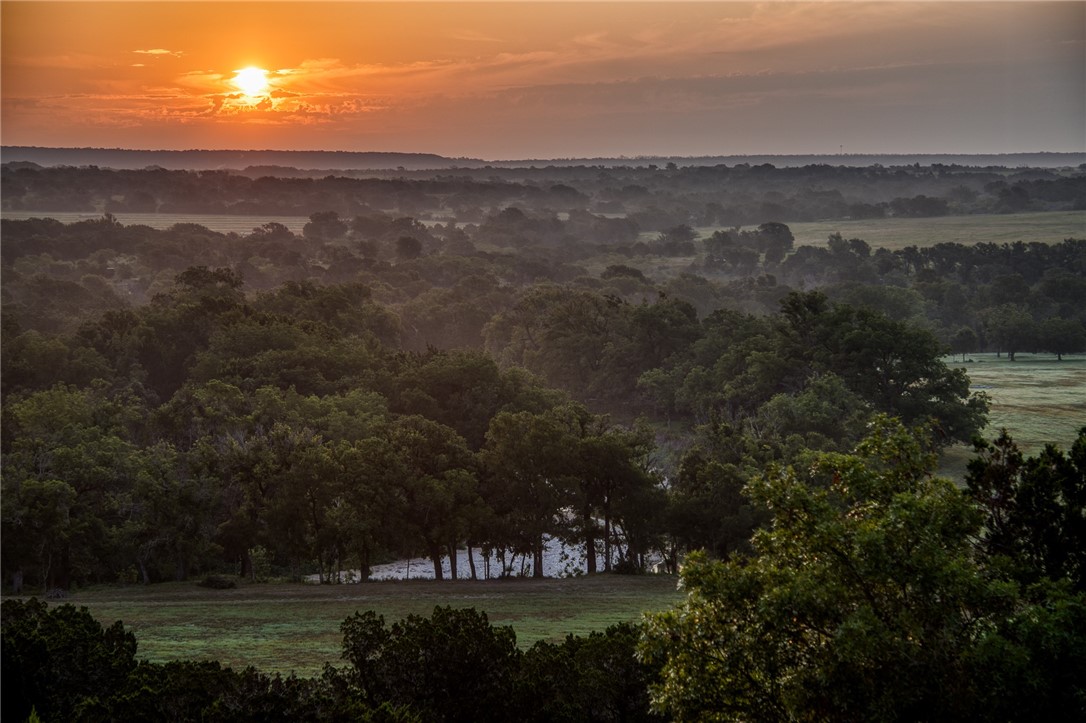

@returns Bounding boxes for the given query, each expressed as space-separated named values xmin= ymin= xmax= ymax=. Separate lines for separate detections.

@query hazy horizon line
xmin=5 ymin=144 xmax=1084 ymax=164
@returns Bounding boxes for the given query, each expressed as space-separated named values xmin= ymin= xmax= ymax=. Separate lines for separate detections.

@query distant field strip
xmin=0 ymin=210 xmax=309 ymax=233
xmin=5 ymin=210 xmax=1084 ymax=248
xmin=785 ymin=211 xmax=1086 ymax=249
xmin=17 ymin=575 xmax=683 ymax=676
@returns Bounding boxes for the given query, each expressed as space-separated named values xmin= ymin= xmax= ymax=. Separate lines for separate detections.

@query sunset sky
xmin=2 ymin=1 xmax=1083 ymax=160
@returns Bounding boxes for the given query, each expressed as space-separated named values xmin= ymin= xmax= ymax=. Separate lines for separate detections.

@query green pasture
xmin=961 ymin=353 xmax=1086 ymax=451
xmin=21 ymin=574 xmax=682 ymax=676
xmin=780 ymin=210 xmax=1086 ymax=250
xmin=938 ymin=352 xmax=1086 ymax=480
xmin=689 ymin=210 xmax=1085 ymax=251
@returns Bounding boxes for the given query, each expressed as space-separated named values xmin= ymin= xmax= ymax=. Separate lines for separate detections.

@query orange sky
xmin=2 ymin=1 xmax=1083 ymax=159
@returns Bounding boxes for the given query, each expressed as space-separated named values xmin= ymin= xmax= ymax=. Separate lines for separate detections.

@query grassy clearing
xmin=694 ymin=210 xmax=1085 ymax=251
xmin=961 ymin=353 xmax=1086 ymax=451
xmin=8 ymin=575 xmax=683 ymax=676
xmin=938 ymin=352 xmax=1086 ymax=480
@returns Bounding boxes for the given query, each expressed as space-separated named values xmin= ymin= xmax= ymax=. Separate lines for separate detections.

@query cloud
xmin=134 ymin=49 xmax=183 ymax=58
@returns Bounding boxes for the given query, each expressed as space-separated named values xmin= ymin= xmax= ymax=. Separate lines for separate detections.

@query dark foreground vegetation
xmin=3 ymin=423 xmax=1084 ymax=722
xmin=2 ymin=599 xmax=659 ymax=722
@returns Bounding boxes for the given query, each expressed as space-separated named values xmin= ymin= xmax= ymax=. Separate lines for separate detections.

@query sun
xmin=232 ymin=66 xmax=270 ymax=97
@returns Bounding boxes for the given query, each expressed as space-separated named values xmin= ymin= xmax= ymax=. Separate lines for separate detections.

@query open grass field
xmin=938 ymin=352 xmax=1086 ymax=480
xmin=8 ymin=575 xmax=683 ymax=676
xmin=961 ymin=353 xmax=1086 ymax=452
xmin=783 ymin=210 xmax=1086 ymax=250
xmin=692 ymin=210 xmax=1086 ymax=251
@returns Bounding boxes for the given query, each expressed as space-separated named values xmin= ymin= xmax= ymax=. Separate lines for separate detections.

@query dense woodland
xmin=3 ymin=161 xmax=1085 ymax=589
xmin=2 ymin=161 xmax=1085 ymax=720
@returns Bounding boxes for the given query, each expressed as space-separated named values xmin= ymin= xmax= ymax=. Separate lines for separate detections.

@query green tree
xmin=340 ymin=606 xmax=520 ymax=722
xmin=1037 ymin=317 xmax=1086 ymax=361
xmin=782 ymin=293 xmax=988 ymax=443
xmin=479 ymin=409 xmax=575 ymax=577
xmin=1 ymin=599 xmax=137 ymax=723
xmin=663 ymin=448 xmax=757 ymax=564
xmin=984 ymin=304 xmax=1036 ymax=361
xmin=303 ymin=210 xmax=348 ymax=241
xmin=967 ymin=428 xmax=1086 ymax=590
xmin=641 ymin=416 xmax=1086 ymax=722
xmin=518 ymin=624 xmax=664 ymax=722
xmin=1 ymin=385 xmax=146 ymax=588
xmin=364 ymin=416 xmax=480 ymax=580
xmin=117 ymin=442 xmax=219 ymax=583
xmin=949 ymin=325 xmax=979 ymax=363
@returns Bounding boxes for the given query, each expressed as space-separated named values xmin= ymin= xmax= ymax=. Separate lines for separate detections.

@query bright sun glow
xmin=232 ymin=67 xmax=270 ymax=97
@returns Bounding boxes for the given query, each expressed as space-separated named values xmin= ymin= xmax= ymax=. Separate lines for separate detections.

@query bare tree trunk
xmin=448 ymin=541 xmax=459 ymax=580
xmin=467 ymin=542 xmax=478 ymax=580
xmin=584 ymin=506 xmax=597 ymax=574
xmin=604 ymin=500 xmax=613 ymax=572
xmin=138 ymin=559 xmax=150 ymax=585
xmin=533 ymin=535 xmax=545 ymax=578
xmin=429 ymin=542 xmax=444 ymax=581
xmin=58 ymin=546 xmax=71 ymax=590
xmin=360 ymin=543 xmax=371 ymax=581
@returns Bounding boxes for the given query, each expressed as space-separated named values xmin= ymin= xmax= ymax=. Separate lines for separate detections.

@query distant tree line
xmin=4 ymin=161 xmax=1083 ymax=225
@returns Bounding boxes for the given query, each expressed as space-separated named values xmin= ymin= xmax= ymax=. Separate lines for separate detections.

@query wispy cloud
xmin=134 ymin=48 xmax=183 ymax=58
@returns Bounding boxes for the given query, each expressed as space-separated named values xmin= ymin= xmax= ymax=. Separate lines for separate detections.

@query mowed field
xmin=962 ymin=353 xmax=1086 ymax=452
xmin=938 ymin=353 xmax=1086 ymax=479
xmin=781 ymin=210 xmax=1086 ymax=249
xmin=11 ymin=575 xmax=683 ymax=676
